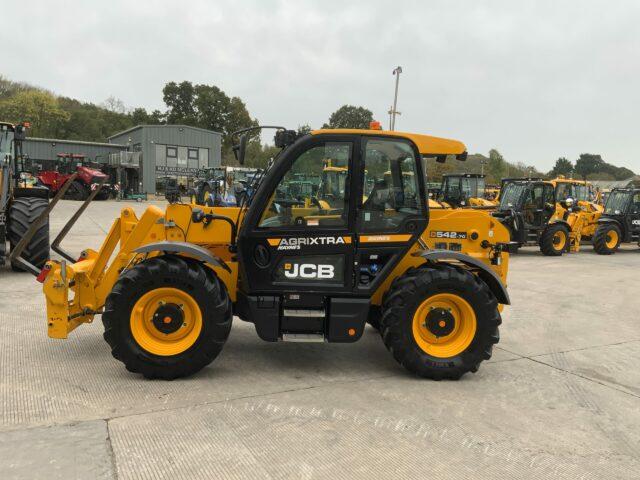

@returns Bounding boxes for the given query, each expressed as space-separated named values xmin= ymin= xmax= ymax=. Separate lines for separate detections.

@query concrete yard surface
xmin=0 ymin=200 xmax=638 ymax=479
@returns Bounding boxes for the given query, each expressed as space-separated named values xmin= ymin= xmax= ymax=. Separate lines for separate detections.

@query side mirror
xmin=233 ymin=134 xmax=248 ymax=165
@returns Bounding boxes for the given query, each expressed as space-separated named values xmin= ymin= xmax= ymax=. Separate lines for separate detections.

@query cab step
xmin=282 ymin=308 xmax=325 ymax=318
xmin=281 ymin=333 xmax=325 ymax=342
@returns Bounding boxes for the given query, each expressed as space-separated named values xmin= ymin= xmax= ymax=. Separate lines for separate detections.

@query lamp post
xmin=389 ymin=66 xmax=402 ymax=130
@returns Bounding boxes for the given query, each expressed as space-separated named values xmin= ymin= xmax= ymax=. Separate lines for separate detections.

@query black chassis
xmin=492 ymin=180 xmax=559 ymax=246
xmin=234 ymin=132 xmax=431 ymax=344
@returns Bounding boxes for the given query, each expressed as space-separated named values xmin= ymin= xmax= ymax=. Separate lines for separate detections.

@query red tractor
xmin=37 ymin=153 xmax=111 ymax=200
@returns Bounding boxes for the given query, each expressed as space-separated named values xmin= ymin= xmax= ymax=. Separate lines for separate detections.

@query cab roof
xmin=442 ymin=173 xmax=485 ymax=178
xmin=311 ymin=129 xmax=467 ymax=156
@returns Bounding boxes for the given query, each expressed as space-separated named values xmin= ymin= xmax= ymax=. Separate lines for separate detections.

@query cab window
xmin=359 ymin=138 xmax=420 ymax=232
xmin=632 ymin=193 xmax=640 ymax=214
xmin=555 ymin=183 xmax=572 ymax=201
xmin=258 ymin=143 xmax=351 ymax=228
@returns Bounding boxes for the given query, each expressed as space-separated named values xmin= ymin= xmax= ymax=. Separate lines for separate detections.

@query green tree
xmin=0 ymin=90 xmax=70 ymax=137
xmin=163 ymin=81 xmax=197 ymax=124
xmin=163 ymin=81 xmax=257 ymax=149
xmin=323 ymin=105 xmax=373 ymax=129
xmin=574 ymin=153 xmax=604 ymax=180
xmin=487 ymin=149 xmax=506 ymax=183
xmin=549 ymin=157 xmax=573 ymax=177
xmin=297 ymin=124 xmax=312 ymax=136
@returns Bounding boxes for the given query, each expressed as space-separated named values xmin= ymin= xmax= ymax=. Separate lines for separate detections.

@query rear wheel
xmin=380 ymin=264 xmax=501 ymax=380
xmin=8 ymin=197 xmax=50 ymax=271
xmin=540 ymin=223 xmax=568 ymax=256
xmin=593 ymin=223 xmax=621 ymax=255
xmin=63 ymin=180 xmax=88 ymax=201
xmin=103 ymin=255 xmax=232 ymax=379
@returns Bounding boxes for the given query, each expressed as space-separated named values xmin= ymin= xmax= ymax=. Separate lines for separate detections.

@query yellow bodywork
xmin=43 ymin=202 xmax=509 ymax=339
xmin=44 ymin=204 xmax=240 ymax=339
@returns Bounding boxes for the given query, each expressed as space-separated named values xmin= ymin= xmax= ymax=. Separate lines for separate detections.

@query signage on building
xmin=155 ymin=165 xmax=200 ymax=175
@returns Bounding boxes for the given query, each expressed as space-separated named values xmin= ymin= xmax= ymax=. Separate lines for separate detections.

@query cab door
xmin=237 ymin=135 xmax=358 ymax=296
xmin=627 ymin=191 xmax=640 ymax=240
xmin=353 ymin=136 xmax=428 ymax=294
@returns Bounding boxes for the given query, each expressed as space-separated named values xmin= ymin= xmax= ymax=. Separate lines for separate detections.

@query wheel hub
xmin=152 ymin=303 xmax=185 ymax=334
xmin=425 ymin=308 xmax=455 ymax=337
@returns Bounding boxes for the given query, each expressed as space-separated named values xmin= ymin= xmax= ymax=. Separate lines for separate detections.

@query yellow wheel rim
xmin=412 ymin=293 xmax=477 ymax=358
xmin=605 ymin=229 xmax=618 ymax=249
xmin=130 ymin=287 xmax=203 ymax=356
xmin=553 ymin=230 xmax=567 ymax=250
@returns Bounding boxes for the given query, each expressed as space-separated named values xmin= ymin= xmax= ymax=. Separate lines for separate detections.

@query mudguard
xmin=548 ymin=219 xmax=571 ymax=229
xmin=418 ymin=249 xmax=510 ymax=305
xmin=597 ymin=217 xmax=622 ymax=225
xmin=133 ymin=241 xmax=231 ymax=272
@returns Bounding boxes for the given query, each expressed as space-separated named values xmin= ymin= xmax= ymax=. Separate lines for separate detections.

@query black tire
xmin=380 ymin=264 xmax=501 ymax=380
xmin=94 ymin=187 xmax=111 ymax=201
xmin=102 ymin=255 xmax=232 ymax=379
xmin=593 ymin=223 xmax=621 ymax=255
xmin=539 ymin=223 xmax=569 ymax=256
xmin=63 ymin=180 xmax=88 ymax=201
xmin=8 ymin=196 xmax=50 ymax=271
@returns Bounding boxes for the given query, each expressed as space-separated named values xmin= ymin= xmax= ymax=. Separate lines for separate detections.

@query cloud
xmin=2 ymin=0 xmax=639 ymax=171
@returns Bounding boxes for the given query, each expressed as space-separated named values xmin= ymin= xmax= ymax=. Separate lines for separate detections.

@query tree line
xmin=0 ymin=75 xmax=634 ymax=180
xmin=548 ymin=154 xmax=634 ymax=181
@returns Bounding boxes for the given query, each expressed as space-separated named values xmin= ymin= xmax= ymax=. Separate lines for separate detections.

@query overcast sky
xmin=3 ymin=0 xmax=640 ymax=171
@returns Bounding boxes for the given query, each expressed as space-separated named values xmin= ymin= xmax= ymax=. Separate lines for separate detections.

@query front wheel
xmin=539 ymin=223 xmax=569 ymax=256
xmin=8 ymin=197 xmax=50 ymax=270
xmin=103 ymin=255 xmax=232 ymax=379
xmin=380 ymin=264 xmax=501 ymax=380
xmin=63 ymin=180 xmax=88 ymax=201
xmin=593 ymin=223 xmax=621 ymax=255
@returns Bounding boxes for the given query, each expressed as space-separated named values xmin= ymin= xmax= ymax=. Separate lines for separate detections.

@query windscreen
xmin=604 ymin=191 xmax=631 ymax=215
xmin=499 ymin=182 xmax=527 ymax=210
xmin=555 ymin=183 xmax=572 ymax=201
xmin=0 ymin=130 xmax=14 ymax=158
xmin=574 ymin=184 xmax=588 ymax=201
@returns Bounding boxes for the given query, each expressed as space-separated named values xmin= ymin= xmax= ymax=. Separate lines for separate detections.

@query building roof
xmin=26 ymin=137 xmax=127 ymax=148
xmin=589 ymin=177 xmax=639 ymax=190
xmin=107 ymin=124 xmax=222 ymax=140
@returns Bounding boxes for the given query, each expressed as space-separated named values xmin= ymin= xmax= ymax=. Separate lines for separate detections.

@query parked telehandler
xmin=493 ymin=177 xmax=595 ymax=255
xmin=37 ymin=125 xmax=514 ymax=381
xmin=548 ymin=176 xmax=602 ymax=239
xmin=592 ymin=188 xmax=640 ymax=254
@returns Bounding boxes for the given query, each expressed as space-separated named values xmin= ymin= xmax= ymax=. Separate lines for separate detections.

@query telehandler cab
xmin=438 ymin=173 xmax=496 ymax=208
xmin=38 ymin=126 xmax=514 ymax=380
xmin=592 ymin=188 xmax=640 ymax=254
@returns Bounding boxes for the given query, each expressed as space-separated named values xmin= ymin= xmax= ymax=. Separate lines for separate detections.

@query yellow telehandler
xmin=37 ymin=125 xmax=515 ymax=380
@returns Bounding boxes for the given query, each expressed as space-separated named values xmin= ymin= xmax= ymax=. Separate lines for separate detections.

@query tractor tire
xmin=63 ymin=180 xmax=88 ymax=201
xmin=94 ymin=187 xmax=111 ymax=201
xmin=8 ymin=197 xmax=50 ymax=271
xmin=380 ymin=264 xmax=501 ymax=380
xmin=593 ymin=223 xmax=621 ymax=255
xmin=103 ymin=255 xmax=232 ymax=379
xmin=539 ymin=223 xmax=569 ymax=256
